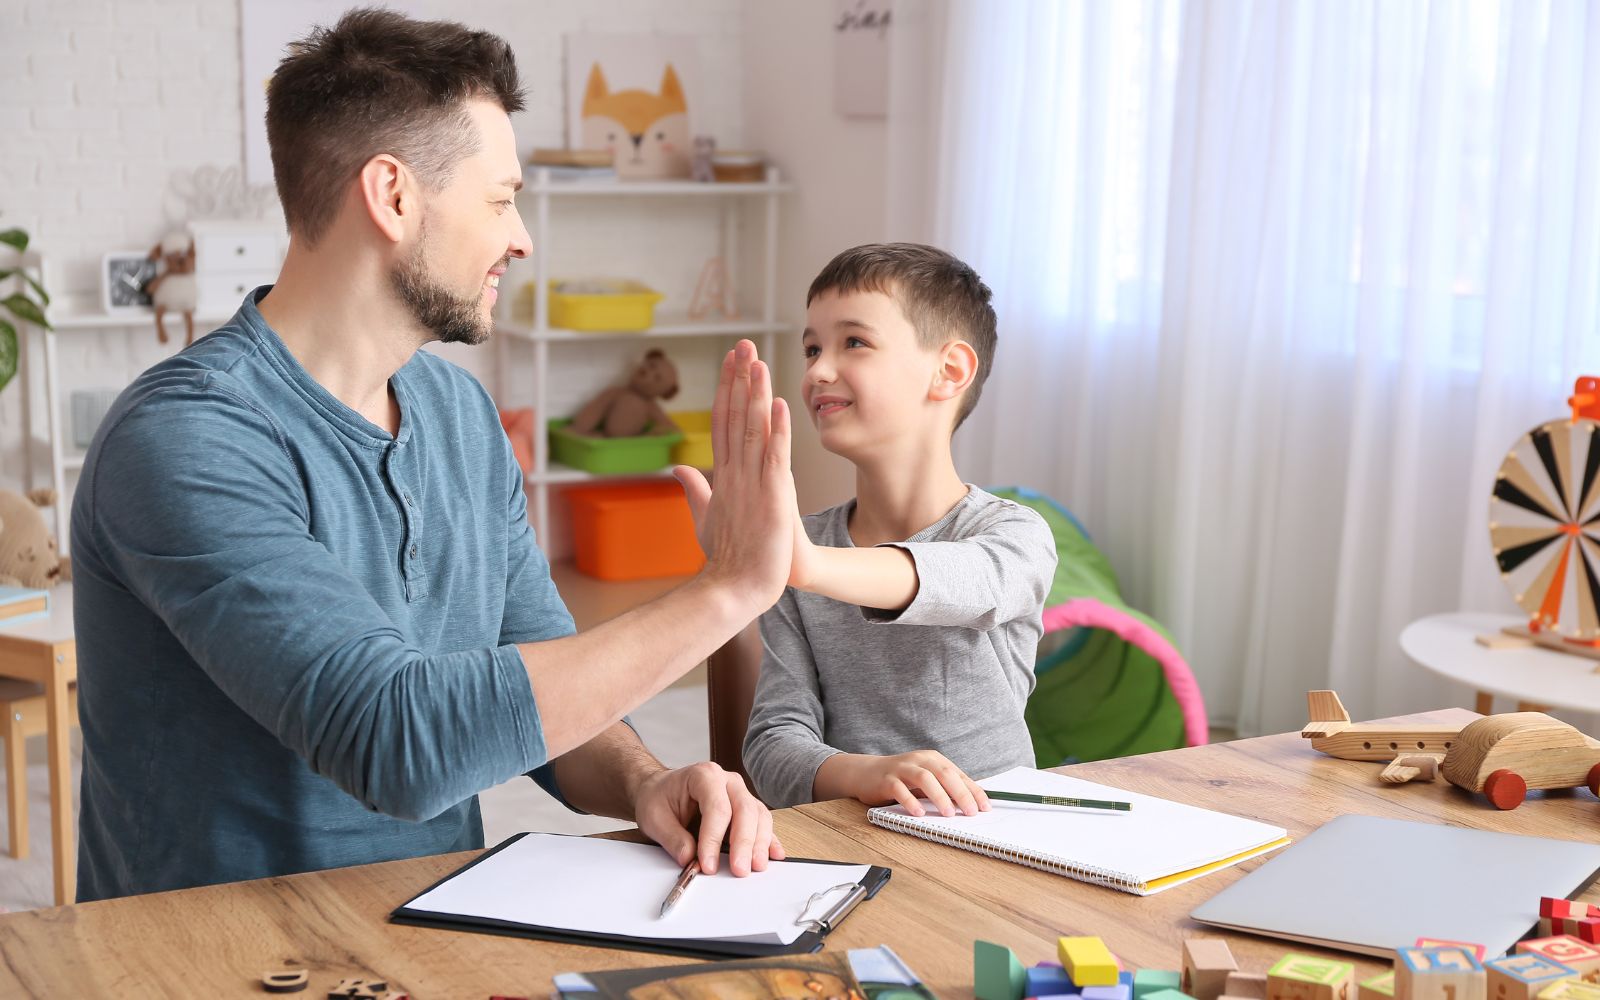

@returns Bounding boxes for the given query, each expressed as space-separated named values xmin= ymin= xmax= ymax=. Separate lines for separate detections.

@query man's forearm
xmin=550 ymin=721 xmax=664 ymax=820
xmin=801 ymin=545 xmax=918 ymax=611
xmin=520 ymin=574 xmax=755 ymax=760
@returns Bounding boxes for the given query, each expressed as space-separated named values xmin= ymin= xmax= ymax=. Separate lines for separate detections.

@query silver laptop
xmin=1190 ymin=814 xmax=1600 ymax=958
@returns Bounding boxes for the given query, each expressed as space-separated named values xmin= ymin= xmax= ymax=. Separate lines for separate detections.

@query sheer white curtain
xmin=889 ymin=0 xmax=1600 ymax=734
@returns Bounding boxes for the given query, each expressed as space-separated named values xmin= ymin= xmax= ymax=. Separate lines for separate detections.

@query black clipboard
xmin=389 ymin=832 xmax=893 ymax=960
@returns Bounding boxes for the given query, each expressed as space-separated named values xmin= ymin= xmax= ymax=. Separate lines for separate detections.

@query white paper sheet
xmin=405 ymin=833 xmax=872 ymax=946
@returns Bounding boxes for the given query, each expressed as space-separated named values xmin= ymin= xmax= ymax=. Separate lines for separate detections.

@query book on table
xmin=868 ymin=765 xmax=1290 ymax=896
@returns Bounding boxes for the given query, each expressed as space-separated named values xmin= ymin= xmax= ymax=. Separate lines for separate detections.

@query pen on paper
xmin=985 ymin=790 xmax=1132 ymax=811
xmin=658 ymin=859 xmax=700 ymax=918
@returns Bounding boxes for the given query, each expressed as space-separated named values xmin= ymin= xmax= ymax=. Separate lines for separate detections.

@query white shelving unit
xmin=500 ymin=167 xmax=791 ymax=544
xmin=24 ymin=290 xmax=233 ymax=554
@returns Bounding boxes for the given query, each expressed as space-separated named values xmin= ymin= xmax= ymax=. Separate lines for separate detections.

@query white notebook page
xmin=872 ymin=766 xmax=1288 ymax=883
xmin=405 ymin=833 xmax=871 ymax=946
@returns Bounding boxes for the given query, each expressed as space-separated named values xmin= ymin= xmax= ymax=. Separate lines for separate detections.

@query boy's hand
xmin=823 ymin=750 xmax=991 ymax=817
xmin=672 ymin=341 xmax=795 ymax=616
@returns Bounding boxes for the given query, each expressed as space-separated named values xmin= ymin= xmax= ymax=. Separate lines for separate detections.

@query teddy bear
xmin=0 ymin=489 xmax=67 ymax=589
xmin=568 ymin=349 xmax=682 ymax=438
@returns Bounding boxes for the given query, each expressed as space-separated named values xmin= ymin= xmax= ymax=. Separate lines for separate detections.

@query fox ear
xmin=659 ymin=63 xmax=687 ymax=111
xmin=583 ymin=62 xmax=609 ymax=113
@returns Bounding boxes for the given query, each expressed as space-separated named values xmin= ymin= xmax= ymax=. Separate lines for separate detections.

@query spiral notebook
xmin=867 ymin=766 xmax=1290 ymax=896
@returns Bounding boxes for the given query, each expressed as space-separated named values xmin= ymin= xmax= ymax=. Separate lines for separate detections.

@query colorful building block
xmin=1268 ymin=953 xmax=1357 ymax=1000
xmin=1359 ymin=971 xmax=1396 ymax=1000
xmin=1184 ymin=940 xmax=1241 ymax=1000
xmin=976 ymin=940 xmax=1027 ymax=1000
xmin=1059 ymin=937 xmax=1119 ymax=988
xmin=1540 ymin=920 xmax=1600 ymax=945
xmin=1026 ymin=965 xmax=1077 ymax=998
xmin=1519 ymin=937 xmax=1600 ymax=983
xmin=1083 ymin=986 xmax=1131 ymax=1000
xmin=1396 ymin=946 xmax=1487 ymax=1000
xmin=1417 ymin=941 xmax=1489 ymax=963
xmin=1145 ymin=990 xmax=1199 ymax=1000
xmin=1543 ymin=900 xmax=1600 ymax=921
xmin=1538 ymin=982 xmax=1600 ymax=1000
xmin=1486 ymin=954 xmax=1580 ymax=1000
xmin=1137 ymin=971 xmax=1185 ymax=1000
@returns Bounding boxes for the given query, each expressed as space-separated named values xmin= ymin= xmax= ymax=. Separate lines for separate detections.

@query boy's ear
xmin=930 ymin=340 xmax=979 ymax=403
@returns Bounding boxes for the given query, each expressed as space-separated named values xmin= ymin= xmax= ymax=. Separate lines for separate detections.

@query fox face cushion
xmin=581 ymin=62 xmax=691 ymax=179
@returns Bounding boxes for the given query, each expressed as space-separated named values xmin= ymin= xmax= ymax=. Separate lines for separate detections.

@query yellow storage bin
xmin=548 ymin=279 xmax=663 ymax=331
xmin=670 ymin=410 xmax=712 ymax=469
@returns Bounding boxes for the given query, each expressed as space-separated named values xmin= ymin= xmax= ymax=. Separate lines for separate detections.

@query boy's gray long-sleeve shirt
xmin=743 ymin=487 xmax=1057 ymax=808
xmin=71 ymin=288 xmax=573 ymax=901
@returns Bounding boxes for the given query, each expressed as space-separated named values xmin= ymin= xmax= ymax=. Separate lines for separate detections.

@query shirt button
xmin=410 ymin=544 xmax=419 ymax=558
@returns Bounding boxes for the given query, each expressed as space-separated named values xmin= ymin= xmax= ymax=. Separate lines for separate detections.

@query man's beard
xmin=390 ymin=227 xmax=501 ymax=346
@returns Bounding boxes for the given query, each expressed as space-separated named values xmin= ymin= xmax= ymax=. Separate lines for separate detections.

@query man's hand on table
xmin=632 ymin=761 xmax=786 ymax=877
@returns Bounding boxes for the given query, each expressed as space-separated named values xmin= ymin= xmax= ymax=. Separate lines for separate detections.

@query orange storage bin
xmin=565 ymin=481 xmax=706 ymax=581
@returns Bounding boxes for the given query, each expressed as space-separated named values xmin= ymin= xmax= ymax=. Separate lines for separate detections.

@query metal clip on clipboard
xmin=793 ymin=881 xmax=870 ymax=935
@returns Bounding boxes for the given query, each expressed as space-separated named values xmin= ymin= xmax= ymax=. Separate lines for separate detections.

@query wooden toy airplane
xmin=1303 ymin=689 xmax=1600 ymax=809
xmin=1300 ymin=690 xmax=1463 ymax=763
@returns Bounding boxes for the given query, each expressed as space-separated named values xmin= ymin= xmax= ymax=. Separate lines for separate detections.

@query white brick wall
xmin=0 ymin=0 xmax=748 ymax=497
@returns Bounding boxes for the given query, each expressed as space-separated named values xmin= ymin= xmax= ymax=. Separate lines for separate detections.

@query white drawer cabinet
xmin=189 ymin=220 xmax=287 ymax=315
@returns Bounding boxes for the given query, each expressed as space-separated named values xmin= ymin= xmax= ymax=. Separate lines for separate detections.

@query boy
xmin=741 ymin=243 xmax=1057 ymax=813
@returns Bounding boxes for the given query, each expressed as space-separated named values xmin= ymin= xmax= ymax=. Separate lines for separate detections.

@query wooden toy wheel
xmin=1588 ymin=762 xmax=1600 ymax=799
xmin=1490 ymin=418 xmax=1600 ymax=638
xmin=1484 ymin=768 xmax=1527 ymax=810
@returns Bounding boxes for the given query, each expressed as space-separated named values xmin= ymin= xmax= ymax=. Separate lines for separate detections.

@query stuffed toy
xmin=569 ymin=349 xmax=682 ymax=437
xmin=0 ymin=489 xmax=66 ymax=589
xmin=146 ymin=230 xmax=197 ymax=346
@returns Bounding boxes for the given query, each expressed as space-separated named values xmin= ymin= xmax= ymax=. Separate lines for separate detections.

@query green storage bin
xmin=548 ymin=419 xmax=684 ymax=474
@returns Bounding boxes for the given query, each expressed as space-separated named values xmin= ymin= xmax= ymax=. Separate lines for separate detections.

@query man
xmin=70 ymin=8 xmax=796 ymax=901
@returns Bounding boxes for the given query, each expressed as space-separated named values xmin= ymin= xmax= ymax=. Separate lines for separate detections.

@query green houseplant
xmin=0 ymin=227 xmax=51 ymax=393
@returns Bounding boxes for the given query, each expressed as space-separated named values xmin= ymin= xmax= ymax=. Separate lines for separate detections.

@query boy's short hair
xmin=807 ymin=243 xmax=997 ymax=430
xmin=266 ymin=7 xmax=525 ymax=246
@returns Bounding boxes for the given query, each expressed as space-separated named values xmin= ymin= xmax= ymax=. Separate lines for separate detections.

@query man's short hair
xmin=266 ymin=7 xmax=525 ymax=245
xmin=807 ymin=243 xmax=998 ymax=430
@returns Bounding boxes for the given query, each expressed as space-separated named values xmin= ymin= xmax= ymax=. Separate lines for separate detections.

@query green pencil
xmin=985 ymin=790 xmax=1132 ymax=811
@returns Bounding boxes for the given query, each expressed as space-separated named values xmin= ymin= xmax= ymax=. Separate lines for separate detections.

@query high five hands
xmin=672 ymin=340 xmax=798 ymax=613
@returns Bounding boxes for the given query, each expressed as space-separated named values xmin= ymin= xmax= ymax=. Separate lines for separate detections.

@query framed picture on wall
xmin=564 ymin=34 xmax=702 ymax=180
xmin=834 ymin=0 xmax=890 ymax=118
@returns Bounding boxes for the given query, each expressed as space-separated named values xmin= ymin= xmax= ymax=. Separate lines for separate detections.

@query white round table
xmin=1400 ymin=612 xmax=1600 ymax=715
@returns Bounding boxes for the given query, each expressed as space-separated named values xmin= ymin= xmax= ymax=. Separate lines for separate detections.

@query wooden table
xmin=0 ymin=582 xmax=76 ymax=907
xmin=2 ymin=708 xmax=1597 ymax=998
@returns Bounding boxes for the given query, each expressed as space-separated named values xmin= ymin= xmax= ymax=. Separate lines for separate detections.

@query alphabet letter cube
xmin=1519 ymin=937 xmax=1600 ymax=984
xmin=1486 ymin=954 xmax=1579 ymax=1000
xmin=1537 ymin=982 xmax=1600 ymax=1000
xmin=1396 ymin=946 xmax=1487 ymax=1000
xmin=1360 ymin=971 xmax=1396 ymax=1000
xmin=1269 ymin=954 xmax=1357 ymax=1000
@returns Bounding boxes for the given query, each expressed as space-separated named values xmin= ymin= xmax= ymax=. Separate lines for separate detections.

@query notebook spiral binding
xmin=867 ymin=810 xmax=1143 ymax=892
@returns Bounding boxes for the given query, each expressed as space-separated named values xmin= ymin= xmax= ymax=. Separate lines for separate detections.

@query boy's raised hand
xmin=672 ymin=340 xmax=795 ymax=615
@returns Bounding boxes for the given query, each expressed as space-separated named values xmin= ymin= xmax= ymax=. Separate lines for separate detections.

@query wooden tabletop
xmin=3 ymin=707 xmax=1598 ymax=998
